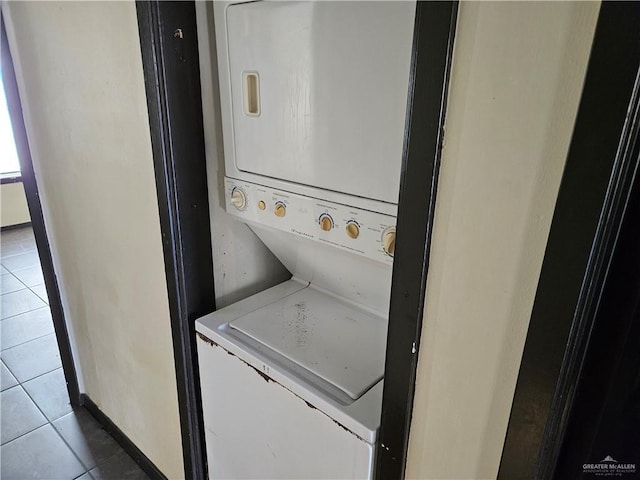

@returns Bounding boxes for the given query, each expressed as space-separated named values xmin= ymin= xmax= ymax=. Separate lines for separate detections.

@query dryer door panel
xmin=225 ymin=1 xmax=415 ymax=204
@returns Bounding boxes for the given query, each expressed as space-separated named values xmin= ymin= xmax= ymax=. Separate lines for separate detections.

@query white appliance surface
xmin=228 ymin=285 xmax=387 ymax=401
xmin=195 ymin=278 xmax=384 ymax=444
xmin=198 ymin=1 xmax=415 ymax=477
xmin=223 ymin=177 xmax=396 ymax=266
xmin=222 ymin=1 xmax=415 ymax=206
xmin=198 ymin=335 xmax=374 ymax=479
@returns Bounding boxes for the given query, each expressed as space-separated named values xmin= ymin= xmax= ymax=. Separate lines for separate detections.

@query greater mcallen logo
xmin=583 ymin=456 xmax=636 ymax=476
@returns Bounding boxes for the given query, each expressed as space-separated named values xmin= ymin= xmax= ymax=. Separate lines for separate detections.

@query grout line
xmin=0 ymin=357 xmax=19 ymax=383
xmin=19 ymin=366 xmax=64 ymax=388
xmin=7 ymin=368 xmax=90 ymax=474
xmin=10 ymin=364 xmax=63 ymax=386
xmin=0 ymin=302 xmax=50 ymax=322
xmin=0 ymin=248 xmax=38 ymax=261
xmin=1 ymin=330 xmax=57 ymax=354
xmin=7 ymin=269 xmax=32 ymax=291
xmin=23 ymin=386 xmax=89 ymax=471
xmin=0 ymin=330 xmax=57 ymax=352
xmin=3 ymin=387 xmax=91 ymax=479
xmin=27 ymin=284 xmax=49 ymax=305
xmin=0 ymin=285 xmax=30 ymax=297
xmin=0 ymin=304 xmax=50 ymax=321
xmin=0 ymin=385 xmax=48 ymax=446
xmin=0 ymin=422 xmax=49 ymax=447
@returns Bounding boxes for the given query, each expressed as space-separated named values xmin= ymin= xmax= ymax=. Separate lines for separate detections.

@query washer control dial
xmin=230 ymin=187 xmax=247 ymax=211
xmin=319 ymin=214 xmax=333 ymax=231
xmin=346 ymin=222 xmax=360 ymax=239
xmin=382 ymin=227 xmax=396 ymax=256
xmin=274 ymin=202 xmax=286 ymax=217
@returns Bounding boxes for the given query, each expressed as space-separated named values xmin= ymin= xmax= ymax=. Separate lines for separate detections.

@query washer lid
xmin=228 ymin=286 xmax=387 ymax=401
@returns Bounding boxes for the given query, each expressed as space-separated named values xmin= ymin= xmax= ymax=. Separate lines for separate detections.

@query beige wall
xmin=2 ymin=2 xmax=184 ymax=478
xmin=406 ymin=2 xmax=599 ymax=479
xmin=1 ymin=182 xmax=30 ymax=227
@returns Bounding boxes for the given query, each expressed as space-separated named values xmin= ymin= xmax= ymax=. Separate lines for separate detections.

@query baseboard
xmin=80 ymin=394 xmax=168 ymax=480
xmin=0 ymin=173 xmax=22 ymax=184
xmin=1 ymin=221 xmax=32 ymax=231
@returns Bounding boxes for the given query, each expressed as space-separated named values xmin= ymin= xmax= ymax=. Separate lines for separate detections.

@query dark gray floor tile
xmin=1 ymin=361 xmax=18 ymax=391
xmin=1 ymin=334 xmax=61 ymax=382
xmin=0 ymin=288 xmax=47 ymax=319
xmin=23 ymin=368 xmax=72 ymax=421
xmin=53 ymin=409 xmax=122 ymax=470
xmin=30 ymin=283 xmax=49 ymax=303
xmin=90 ymin=450 xmax=149 ymax=480
xmin=0 ymin=424 xmax=86 ymax=479
xmin=1 ymin=251 xmax=41 ymax=273
xmin=11 ymin=266 xmax=45 ymax=288
xmin=1 ymin=307 xmax=54 ymax=351
xmin=0 ymin=386 xmax=47 ymax=444
xmin=0 ymin=274 xmax=26 ymax=295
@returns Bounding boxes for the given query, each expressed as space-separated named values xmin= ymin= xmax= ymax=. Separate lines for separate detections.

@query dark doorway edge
xmin=1 ymin=13 xmax=81 ymax=406
xmin=135 ymin=2 xmax=215 ymax=480
xmin=498 ymin=3 xmax=640 ymax=478
xmin=375 ymin=2 xmax=458 ymax=479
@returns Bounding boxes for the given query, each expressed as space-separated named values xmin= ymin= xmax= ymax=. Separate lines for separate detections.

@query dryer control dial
xmin=319 ymin=214 xmax=333 ymax=231
xmin=230 ymin=187 xmax=247 ymax=210
xmin=346 ymin=222 xmax=360 ymax=239
xmin=274 ymin=202 xmax=287 ymax=217
xmin=382 ymin=227 xmax=396 ymax=256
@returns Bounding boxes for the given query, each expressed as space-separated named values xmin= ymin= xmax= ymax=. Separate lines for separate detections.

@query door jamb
xmin=498 ymin=3 xmax=640 ymax=477
xmin=135 ymin=1 xmax=459 ymax=479
xmin=0 ymin=14 xmax=81 ymax=406
xmin=136 ymin=2 xmax=215 ymax=479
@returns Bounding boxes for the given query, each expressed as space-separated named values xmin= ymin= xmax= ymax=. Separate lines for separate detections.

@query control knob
xmin=274 ymin=203 xmax=286 ymax=217
xmin=382 ymin=227 xmax=396 ymax=256
xmin=230 ymin=187 xmax=247 ymax=210
xmin=319 ymin=214 xmax=333 ymax=231
xmin=346 ymin=222 xmax=360 ymax=239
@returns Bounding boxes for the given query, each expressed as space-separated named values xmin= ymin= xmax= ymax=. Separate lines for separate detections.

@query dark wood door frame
xmin=499 ymin=2 xmax=640 ymax=478
xmin=555 ymin=106 xmax=640 ymax=479
xmin=135 ymin=1 xmax=458 ymax=479
xmin=1 ymin=14 xmax=81 ymax=406
xmin=136 ymin=2 xmax=215 ymax=479
xmin=375 ymin=2 xmax=458 ymax=478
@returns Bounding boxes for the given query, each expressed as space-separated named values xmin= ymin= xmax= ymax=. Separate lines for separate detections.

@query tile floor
xmin=0 ymin=226 xmax=149 ymax=480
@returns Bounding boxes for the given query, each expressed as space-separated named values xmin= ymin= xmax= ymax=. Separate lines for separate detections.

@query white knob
xmin=231 ymin=188 xmax=247 ymax=210
xmin=382 ymin=228 xmax=396 ymax=256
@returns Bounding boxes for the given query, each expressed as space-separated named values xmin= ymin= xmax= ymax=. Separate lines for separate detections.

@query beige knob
xmin=382 ymin=228 xmax=396 ymax=256
xmin=346 ymin=222 xmax=360 ymax=239
xmin=320 ymin=215 xmax=333 ymax=231
xmin=230 ymin=188 xmax=247 ymax=210
xmin=274 ymin=203 xmax=286 ymax=217
xmin=258 ymin=200 xmax=266 ymax=210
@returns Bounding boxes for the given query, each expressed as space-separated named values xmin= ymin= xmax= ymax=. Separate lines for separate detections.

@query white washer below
xmin=195 ymin=278 xmax=386 ymax=479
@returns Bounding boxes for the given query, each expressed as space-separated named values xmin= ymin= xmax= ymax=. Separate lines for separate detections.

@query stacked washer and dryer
xmin=195 ymin=2 xmax=416 ymax=478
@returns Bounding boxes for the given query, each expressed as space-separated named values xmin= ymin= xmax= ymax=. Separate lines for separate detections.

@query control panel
xmin=224 ymin=177 xmax=396 ymax=264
